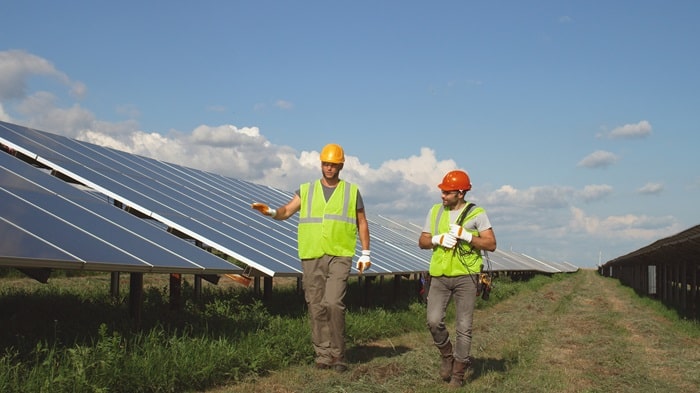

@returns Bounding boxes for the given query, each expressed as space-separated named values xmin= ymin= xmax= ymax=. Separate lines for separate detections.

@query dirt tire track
xmin=468 ymin=269 xmax=699 ymax=392
xmin=206 ymin=270 xmax=699 ymax=392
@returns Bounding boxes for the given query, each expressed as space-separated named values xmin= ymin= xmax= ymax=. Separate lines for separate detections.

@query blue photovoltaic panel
xmin=0 ymin=120 xmax=570 ymax=276
xmin=3 ymin=121 xmax=570 ymax=276
xmin=0 ymin=218 xmax=83 ymax=267
xmin=0 ymin=121 xmax=436 ymax=277
xmin=0 ymin=122 xmax=560 ymax=276
xmin=0 ymin=150 xmax=242 ymax=274
xmin=0 ymin=122 xmax=301 ymax=276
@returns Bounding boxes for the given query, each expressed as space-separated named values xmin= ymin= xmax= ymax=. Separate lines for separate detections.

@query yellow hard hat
xmin=320 ymin=143 xmax=345 ymax=163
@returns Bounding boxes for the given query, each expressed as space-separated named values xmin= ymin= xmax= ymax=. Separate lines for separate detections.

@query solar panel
xmin=0 ymin=150 xmax=242 ymax=274
xmin=1 ymin=120 xmax=570 ymax=277
xmin=0 ymin=122 xmax=301 ymax=276
xmin=485 ymin=249 xmax=562 ymax=273
xmin=0 ymin=121 xmax=436 ymax=277
xmin=0 ymin=218 xmax=83 ymax=267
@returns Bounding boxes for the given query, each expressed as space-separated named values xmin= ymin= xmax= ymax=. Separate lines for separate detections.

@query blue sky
xmin=2 ymin=1 xmax=699 ymax=268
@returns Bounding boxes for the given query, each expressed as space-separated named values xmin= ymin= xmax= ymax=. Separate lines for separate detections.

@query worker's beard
xmin=442 ymin=198 xmax=462 ymax=210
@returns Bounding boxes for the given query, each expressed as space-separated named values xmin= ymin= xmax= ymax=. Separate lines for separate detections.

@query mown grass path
xmin=209 ymin=270 xmax=699 ymax=393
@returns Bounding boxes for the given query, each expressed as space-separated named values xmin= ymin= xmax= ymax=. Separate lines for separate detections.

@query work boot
xmin=448 ymin=357 xmax=472 ymax=387
xmin=437 ymin=341 xmax=454 ymax=381
xmin=330 ymin=357 xmax=348 ymax=373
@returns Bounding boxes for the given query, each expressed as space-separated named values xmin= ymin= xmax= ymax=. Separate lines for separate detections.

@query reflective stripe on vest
xmin=297 ymin=180 xmax=358 ymax=259
xmin=429 ymin=203 xmax=484 ymax=276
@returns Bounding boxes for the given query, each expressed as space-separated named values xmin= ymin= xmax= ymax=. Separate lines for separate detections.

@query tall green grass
xmin=0 ymin=272 xmax=567 ymax=393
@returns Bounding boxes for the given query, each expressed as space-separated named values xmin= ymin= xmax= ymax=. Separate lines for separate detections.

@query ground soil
xmin=205 ymin=269 xmax=699 ymax=393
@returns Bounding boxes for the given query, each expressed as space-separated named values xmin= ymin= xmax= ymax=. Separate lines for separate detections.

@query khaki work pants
xmin=301 ymin=255 xmax=352 ymax=365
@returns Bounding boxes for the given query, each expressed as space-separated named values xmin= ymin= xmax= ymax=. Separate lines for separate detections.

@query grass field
xmin=1 ymin=269 xmax=698 ymax=392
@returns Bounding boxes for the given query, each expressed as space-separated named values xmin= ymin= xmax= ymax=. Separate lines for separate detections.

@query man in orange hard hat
xmin=251 ymin=143 xmax=371 ymax=372
xmin=418 ymin=169 xmax=497 ymax=387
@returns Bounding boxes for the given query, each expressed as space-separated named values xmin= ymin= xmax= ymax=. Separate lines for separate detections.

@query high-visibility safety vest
xmin=429 ymin=202 xmax=484 ymax=277
xmin=297 ymin=180 xmax=359 ymax=259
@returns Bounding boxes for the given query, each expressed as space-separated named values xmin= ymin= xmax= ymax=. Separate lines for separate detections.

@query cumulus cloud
xmin=0 ymin=49 xmax=86 ymax=101
xmin=352 ymin=147 xmax=459 ymax=221
xmin=15 ymin=92 xmax=97 ymax=138
xmin=0 ymin=49 xmax=684 ymax=267
xmin=568 ymin=207 xmax=679 ymax=240
xmin=577 ymin=150 xmax=618 ymax=168
xmin=190 ymin=124 xmax=265 ymax=147
xmin=578 ymin=184 xmax=613 ymax=202
xmin=637 ymin=182 xmax=663 ymax=195
xmin=485 ymin=184 xmax=573 ymax=209
xmin=598 ymin=120 xmax=652 ymax=139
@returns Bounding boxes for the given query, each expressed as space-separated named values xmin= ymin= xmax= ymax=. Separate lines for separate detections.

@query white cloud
xmin=0 ymin=49 xmax=85 ymax=101
xmin=637 ymin=182 xmax=663 ymax=195
xmin=568 ymin=207 xmax=679 ymax=240
xmin=1 ymin=49 xmax=686 ymax=268
xmin=578 ymin=184 xmax=613 ymax=202
xmin=485 ymin=184 xmax=573 ymax=209
xmin=599 ymin=120 xmax=652 ymax=139
xmin=190 ymin=124 xmax=264 ymax=147
xmin=15 ymin=92 xmax=95 ymax=138
xmin=577 ymin=150 xmax=618 ymax=168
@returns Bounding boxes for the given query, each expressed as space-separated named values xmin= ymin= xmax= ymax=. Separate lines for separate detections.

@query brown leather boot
xmin=448 ymin=357 xmax=472 ymax=387
xmin=437 ymin=341 xmax=454 ymax=381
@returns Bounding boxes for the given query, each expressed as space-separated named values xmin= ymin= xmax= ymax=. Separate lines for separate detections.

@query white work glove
xmin=356 ymin=250 xmax=371 ymax=274
xmin=251 ymin=202 xmax=277 ymax=218
xmin=431 ymin=233 xmax=457 ymax=249
xmin=449 ymin=224 xmax=473 ymax=244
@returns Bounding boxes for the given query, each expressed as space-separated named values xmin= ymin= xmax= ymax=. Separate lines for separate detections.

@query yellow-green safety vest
xmin=297 ymin=180 xmax=358 ymax=259
xmin=429 ymin=202 xmax=484 ymax=277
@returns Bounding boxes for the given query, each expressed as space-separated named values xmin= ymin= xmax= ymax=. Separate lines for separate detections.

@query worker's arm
xmin=251 ymin=194 xmax=301 ymax=220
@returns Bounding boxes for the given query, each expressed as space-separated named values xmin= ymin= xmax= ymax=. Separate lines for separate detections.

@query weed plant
xmin=0 ymin=271 xmax=562 ymax=393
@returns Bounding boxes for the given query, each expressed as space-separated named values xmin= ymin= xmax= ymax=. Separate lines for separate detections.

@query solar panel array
xmin=0 ymin=149 xmax=241 ymax=274
xmin=482 ymin=248 xmax=576 ymax=273
xmin=0 ymin=121 xmax=436 ymax=277
xmin=0 ymin=120 xmax=576 ymax=277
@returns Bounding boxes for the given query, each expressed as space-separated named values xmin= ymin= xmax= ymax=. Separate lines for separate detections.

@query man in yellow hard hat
xmin=252 ymin=143 xmax=371 ymax=372
xmin=418 ymin=169 xmax=497 ymax=387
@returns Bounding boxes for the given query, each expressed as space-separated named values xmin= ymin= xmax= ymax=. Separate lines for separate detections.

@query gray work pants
xmin=301 ymin=255 xmax=351 ymax=364
xmin=426 ymin=274 xmax=479 ymax=362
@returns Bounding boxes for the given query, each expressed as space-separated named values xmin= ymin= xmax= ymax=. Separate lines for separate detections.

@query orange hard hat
xmin=438 ymin=170 xmax=472 ymax=191
xmin=320 ymin=143 xmax=345 ymax=163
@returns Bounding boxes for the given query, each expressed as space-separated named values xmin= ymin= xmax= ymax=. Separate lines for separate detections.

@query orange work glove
xmin=251 ymin=202 xmax=277 ymax=218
